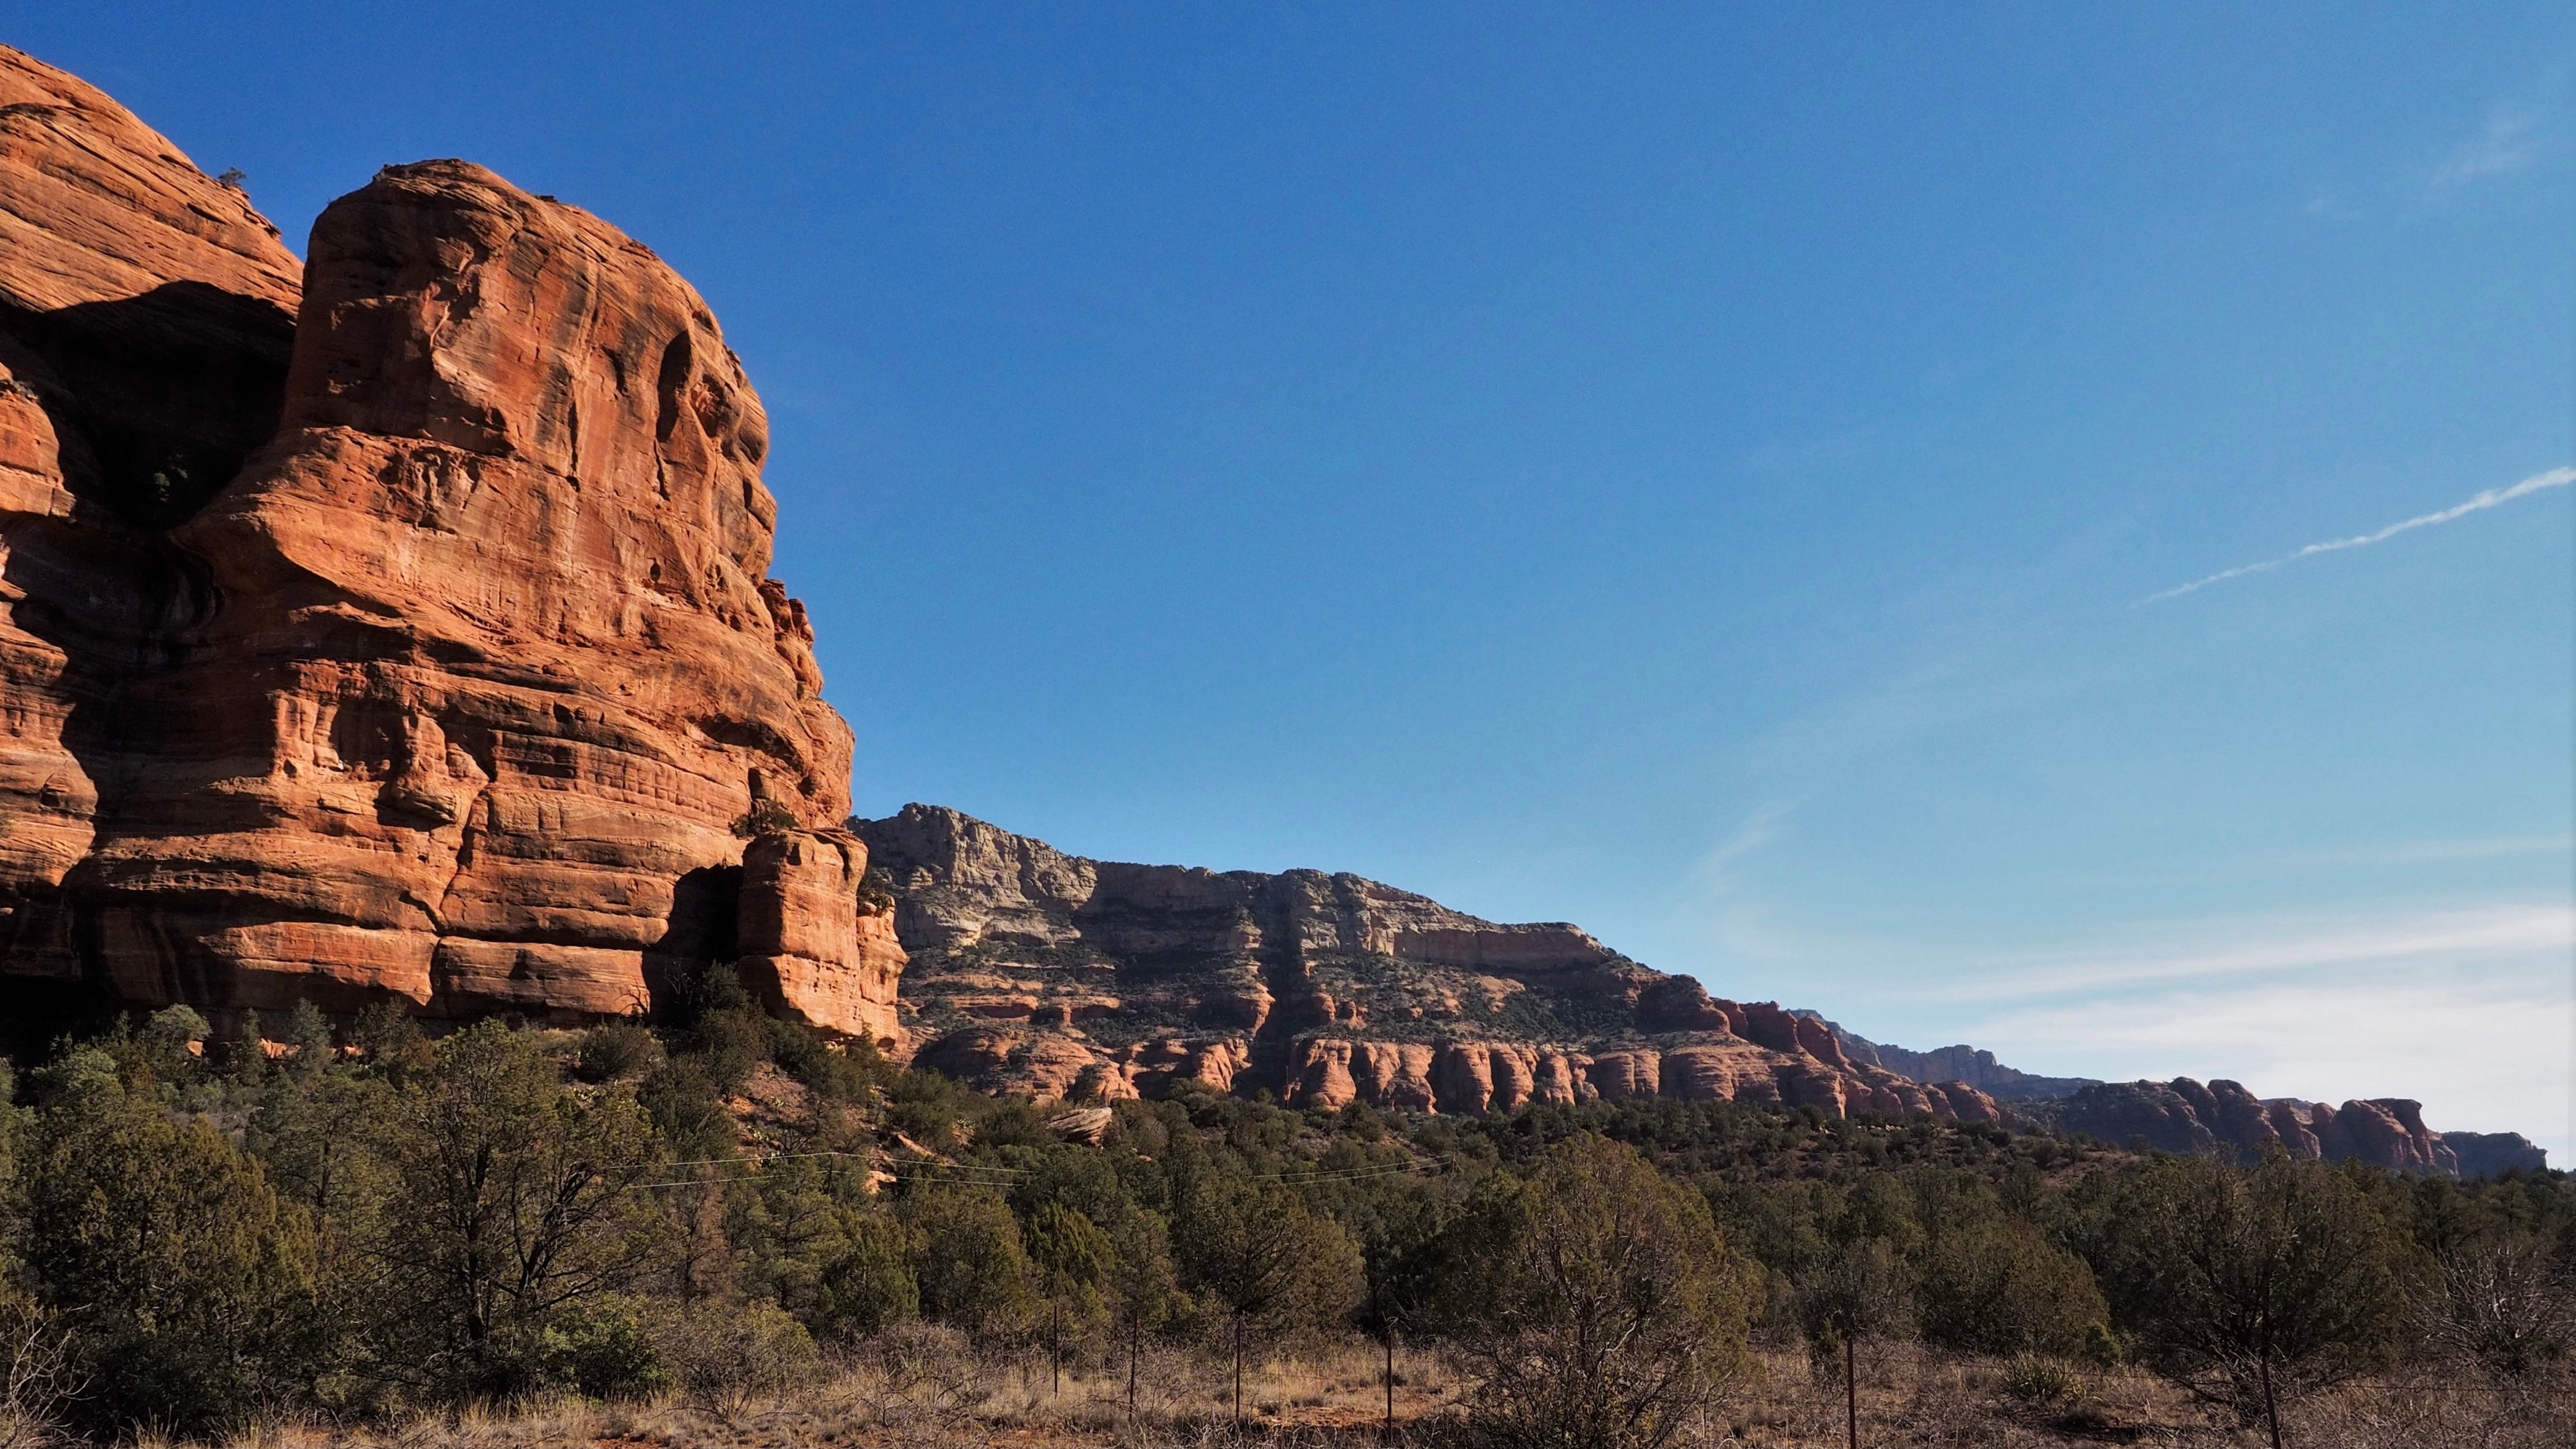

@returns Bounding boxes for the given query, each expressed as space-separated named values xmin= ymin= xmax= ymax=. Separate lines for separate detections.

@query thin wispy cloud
xmin=1690 ymin=800 xmax=1795 ymax=898
xmin=2145 ymin=465 xmax=2576 ymax=603
xmin=2430 ymin=107 xmax=2545 ymax=193
xmin=1952 ymin=901 xmax=2575 ymax=1002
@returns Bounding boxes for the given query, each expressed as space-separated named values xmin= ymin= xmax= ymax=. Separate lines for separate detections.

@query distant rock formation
xmin=856 ymin=805 xmax=2001 ymax=1121
xmin=859 ymin=806 xmax=2548 ymax=1175
xmin=2030 ymin=1078 xmax=2547 ymax=1179
xmin=0 ymin=48 xmax=901 ymax=1045
xmin=1817 ymin=1020 xmax=2098 ymax=1101
xmin=2443 ymin=1131 xmax=2551 ymax=1179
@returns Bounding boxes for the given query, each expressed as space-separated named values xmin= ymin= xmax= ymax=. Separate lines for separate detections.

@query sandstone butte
xmin=0 ymin=47 xmax=900 ymax=1045
xmin=0 ymin=51 xmax=2547 ymax=1180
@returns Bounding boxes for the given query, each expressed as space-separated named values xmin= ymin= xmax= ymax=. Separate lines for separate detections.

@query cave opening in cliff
xmin=0 ymin=281 xmax=294 ymax=532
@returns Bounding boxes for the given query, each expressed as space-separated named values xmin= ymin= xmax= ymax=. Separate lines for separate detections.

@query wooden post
xmin=1383 ymin=1323 xmax=1396 ymax=1439
xmin=1128 ymin=1311 xmax=1140 ymax=1425
xmin=1234 ymin=1310 xmax=1247 ymax=1427
xmin=2260 ymin=1354 xmax=2283 ymax=1449
xmin=1845 ymin=1330 xmax=1858 ymax=1449
xmin=1050 ymin=1296 xmax=1062 ymax=1396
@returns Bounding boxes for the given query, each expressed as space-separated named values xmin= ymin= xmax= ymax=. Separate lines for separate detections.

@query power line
xmin=624 ymin=1148 xmax=1453 ymax=1193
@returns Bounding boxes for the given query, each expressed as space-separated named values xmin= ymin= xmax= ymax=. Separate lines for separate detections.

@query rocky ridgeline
xmin=1823 ymin=1021 xmax=2100 ymax=1101
xmin=856 ymin=805 xmax=2549 ymax=1178
xmin=855 ymin=804 xmax=2007 ymax=1121
xmin=0 ymin=48 xmax=901 ymax=1044
xmin=2032 ymin=1078 xmax=2548 ymax=1179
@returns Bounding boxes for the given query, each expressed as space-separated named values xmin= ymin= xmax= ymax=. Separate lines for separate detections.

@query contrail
xmin=2145 ymin=465 xmax=2576 ymax=603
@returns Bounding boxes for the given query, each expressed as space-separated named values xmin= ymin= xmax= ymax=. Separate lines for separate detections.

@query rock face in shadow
xmin=855 ymin=804 xmax=2002 ymax=1122
xmin=2443 ymin=1131 xmax=2550 ymax=1179
xmin=0 ymin=48 xmax=900 ymax=1046
xmin=0 ymin=48 xmax=305 ymax=997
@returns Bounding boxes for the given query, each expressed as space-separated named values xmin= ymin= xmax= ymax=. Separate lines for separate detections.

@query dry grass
xmin=186 ymin=1338 xmax=2572 ymax=1449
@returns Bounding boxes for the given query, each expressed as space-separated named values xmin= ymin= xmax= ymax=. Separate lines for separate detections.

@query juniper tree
xmin=1441 ymin=1135 xmax=1760 ymax=1449
xmin=2093 ymin=1155 xmax=2402 ymax=1447
xmin=21 ymin=1051 xmax=319 ymax=1432
xmin=1173 ymin=1175 xmax=1361 ymax=1425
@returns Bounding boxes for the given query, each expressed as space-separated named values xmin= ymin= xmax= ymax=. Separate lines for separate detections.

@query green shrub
xmin=23 ymin=1064 xmax=320 ymax=1434
xmin=1996 ymin=1352 xmax=2087 ymax=1409
xmin=1438 ymin=1135 xmax=1758 ymax=1449
xmin=693 ymin=1007 xmax=765 ymax=1093
xmin=904 ymin=1188 xmax=1038 ymax=1339
xmin=663 ymin=1299 xmax=816 ymax=1419
xmin=885 ymin=1068 xmax=969 ymax=1149
xmin=486 ymin=1297 xmax=671 ymax=1399
xmin=729 ymin=801 xmax=798 ymax=839
xmin=1915 ymin=1218 xmax=2109 ymax=1356
xmin=371 ymin=1022 xmax=670 ymax=1394
xmin=639 ymin=1058 xmax=733 ymax=1168
xmin=136 ymin=1005 xmax=210 ymax=1082
xmin=281 ymin=1000 xmax=334 ymax=1075
xmin=350 ymin=1000 xmax=433 ymax=1081
xmin=813 ymin=1213 xmax=923 ymax=1339
xmin=762 ymin=1016 xmax=877 ymax=1101
xmin=576 ymin=1023 xmax=661 ymax=1083
xmin=2090 ymin=1156 xmax=2403 ymax=1432
xmin=660 ymin=960 xmax=754 ymax=1030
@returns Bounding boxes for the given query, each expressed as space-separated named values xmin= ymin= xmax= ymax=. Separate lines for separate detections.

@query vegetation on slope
xmin=0 ymin=976 xmax=2564 ymax=1447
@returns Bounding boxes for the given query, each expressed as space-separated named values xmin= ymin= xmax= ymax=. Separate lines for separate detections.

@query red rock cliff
xmin=857 ymin=804 xmax=2000 ymax=1122
xmin=0 ymin=48 xmax=302 ymax=980
xmin=0 ymin=49 xmax=901 ymax=1045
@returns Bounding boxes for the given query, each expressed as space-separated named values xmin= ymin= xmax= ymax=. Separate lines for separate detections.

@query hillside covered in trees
xmin=0 ymin=972 xmax=2564 ymax=1448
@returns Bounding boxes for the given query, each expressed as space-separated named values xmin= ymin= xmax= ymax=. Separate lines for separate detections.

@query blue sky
xmin=19 ymin=5 xmax=2572 ymax=1159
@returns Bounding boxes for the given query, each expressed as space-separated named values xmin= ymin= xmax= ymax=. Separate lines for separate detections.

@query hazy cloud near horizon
xmin=1683 ymin=889 xmax=2575 ymax=1163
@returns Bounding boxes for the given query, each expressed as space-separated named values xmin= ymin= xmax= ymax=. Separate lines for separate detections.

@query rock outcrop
xmin=2033 ymin=1078 xmax=2546 ymax=1178
xmin=0 ymin=48 xmax=901 ymax=1045
xmin=857 ymin=805 xmax=2001 ymax=1122
xmin=1821 ymin=1022 xmax=2099 ymax=1102
xmin=2443 ymin=1131 xmax=2551 ymax=1179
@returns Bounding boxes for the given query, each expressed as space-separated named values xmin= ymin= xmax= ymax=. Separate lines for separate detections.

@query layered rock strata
xmin=0 ymin=48 xmax=900 ymax=1044
xmin=857 ymin=805 xmax=2002 ymax=1122
xmin=0 ymin=48 xmax=303 ymax=983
